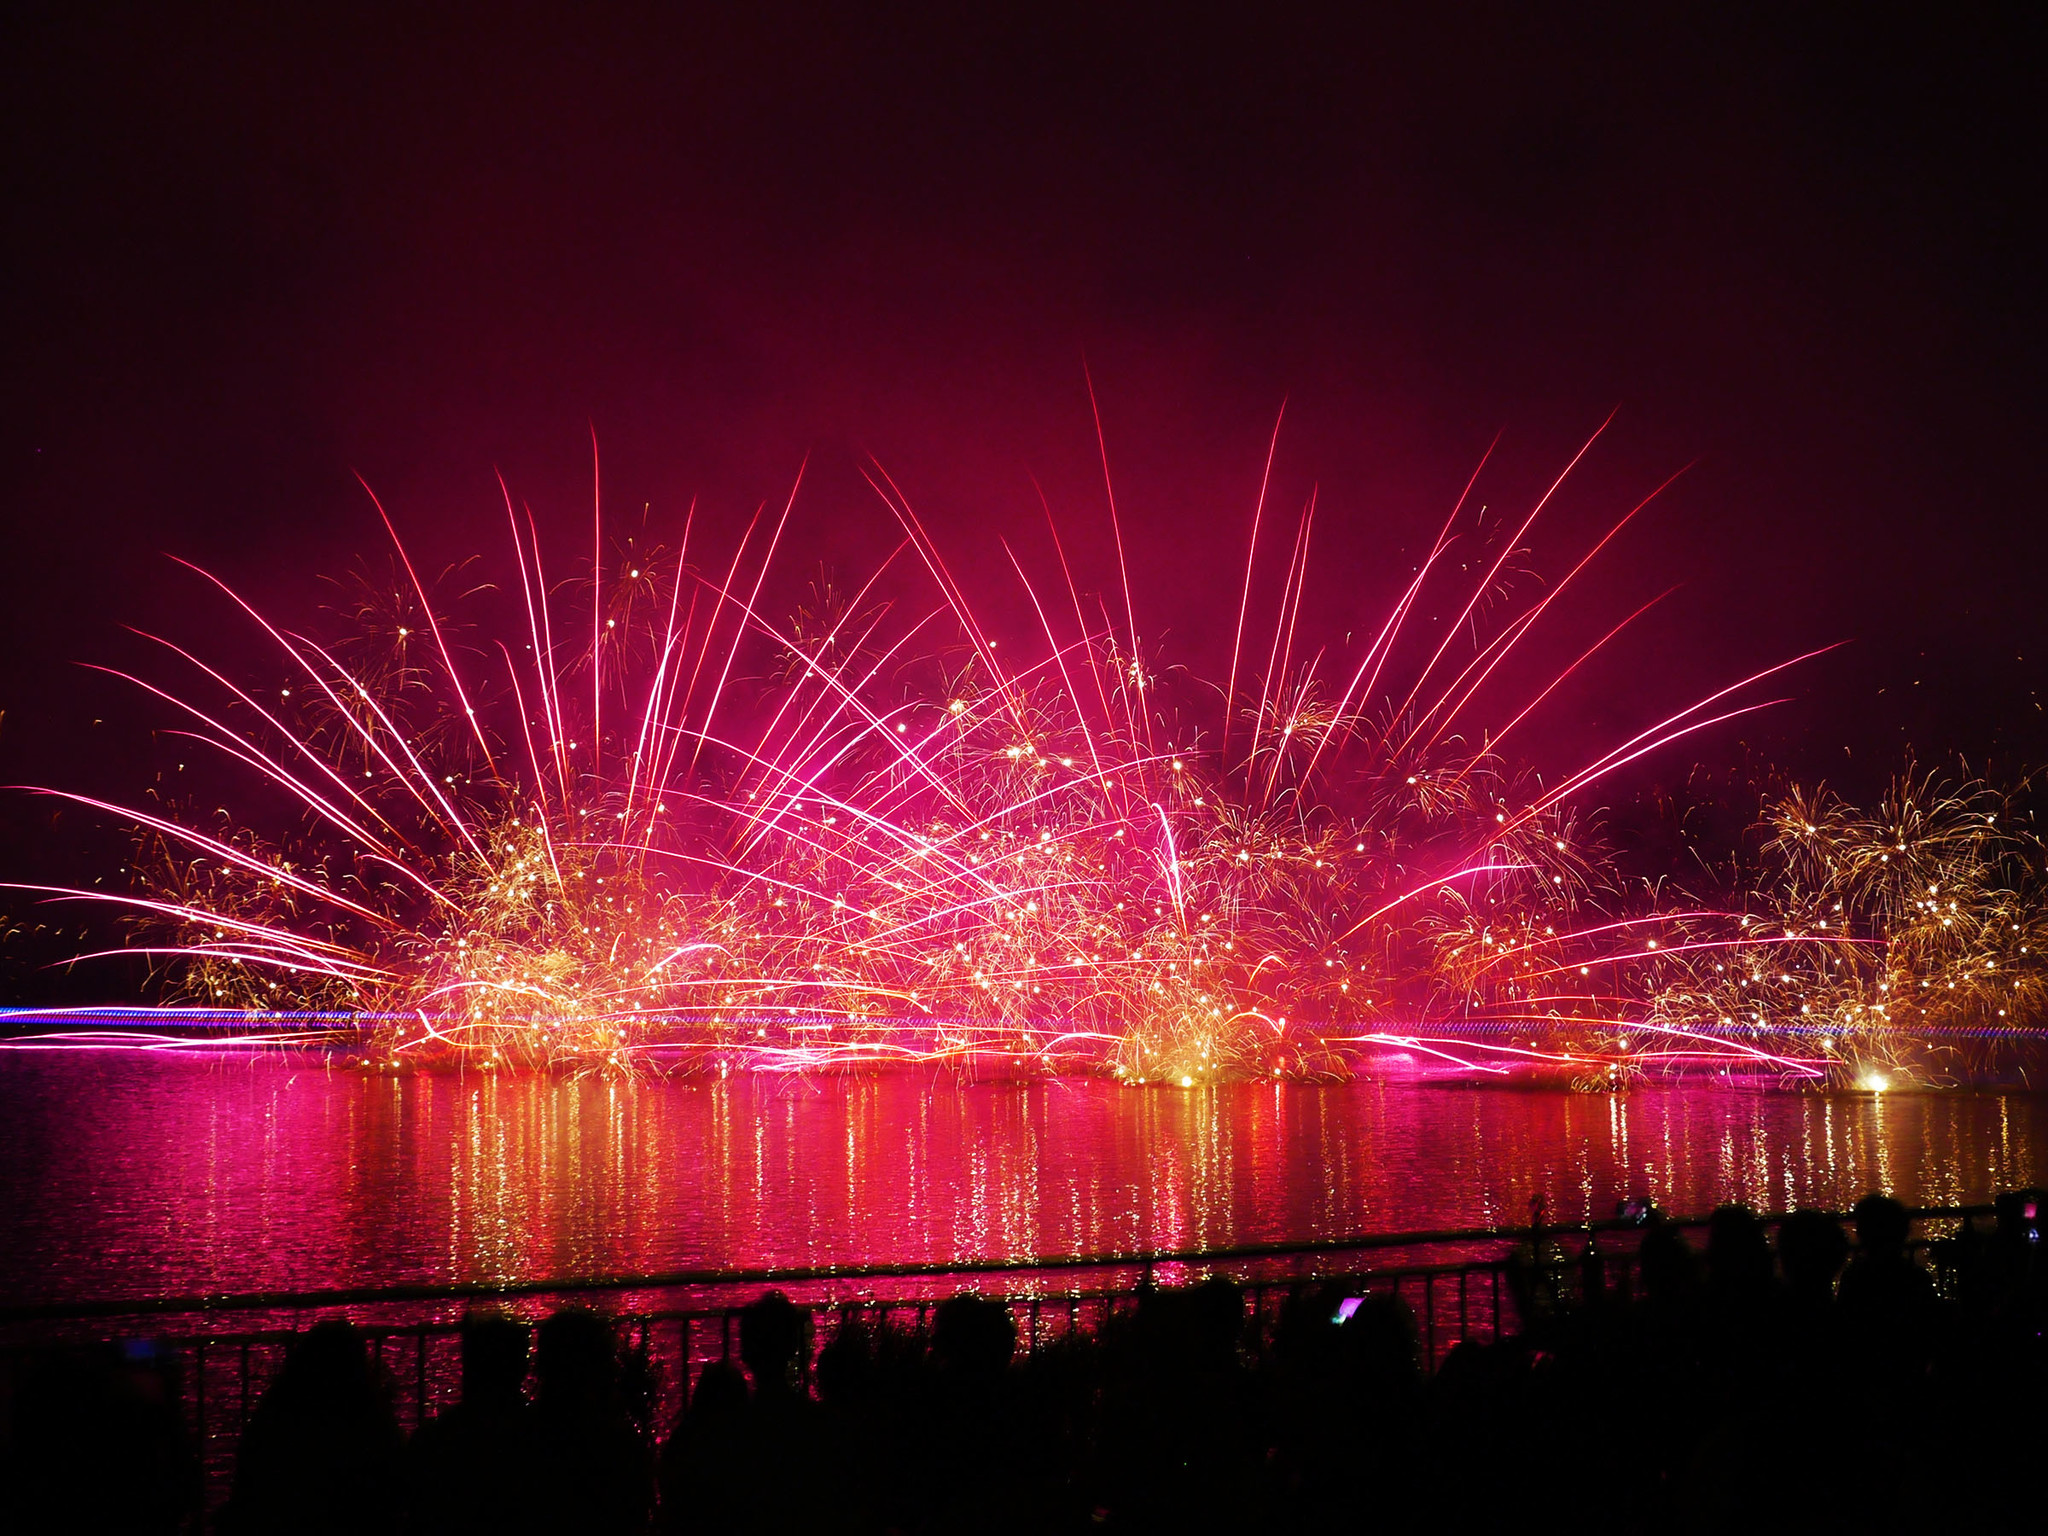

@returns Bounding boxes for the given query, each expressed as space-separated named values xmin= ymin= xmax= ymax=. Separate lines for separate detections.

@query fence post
xmin=1423 ymin=1274 xmax=1436 ymax=1363
xmin=194 ymin=1340 xmax=206 ymax=1462
xmin=679 ymin=1317 xmax=692 ymax=1411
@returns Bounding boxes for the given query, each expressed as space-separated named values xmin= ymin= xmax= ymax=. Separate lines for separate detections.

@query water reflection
xmin=1 ymin=1055 xmax=2042 ymax=1304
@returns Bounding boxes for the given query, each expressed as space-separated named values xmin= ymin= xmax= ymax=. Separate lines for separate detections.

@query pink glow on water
xmin=1 ymin=1055 xmax=2042 ymax=1307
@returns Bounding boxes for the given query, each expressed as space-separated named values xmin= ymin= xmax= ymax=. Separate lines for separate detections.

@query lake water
xmin=2 ymin=1053 xmax=2044 ymax=1307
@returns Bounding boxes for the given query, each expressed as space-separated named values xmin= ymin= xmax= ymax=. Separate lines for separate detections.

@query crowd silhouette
xmin=4 ymin=1190 xmax=2044 ymax=1533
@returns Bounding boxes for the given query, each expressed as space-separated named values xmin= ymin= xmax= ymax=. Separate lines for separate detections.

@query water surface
xmin=2 ymin=1055 xmax=2042 ymax=1305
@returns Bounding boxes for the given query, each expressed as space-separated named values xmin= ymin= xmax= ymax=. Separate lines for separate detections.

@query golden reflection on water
xmin=1 ymin=1056 xmax=2044 ymax=1303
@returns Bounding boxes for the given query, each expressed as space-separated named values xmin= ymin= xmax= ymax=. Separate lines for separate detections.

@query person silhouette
xmin=1778 ymin=1209 xmax=1850 ymax=1314
xmin=220 ymin=1320 xmax=404 ymax=1536
xmin=405 ymin=1314 xmax=537 ymax=1536
xmin=655 ymin=1360 xmax=749 ymax=1536
xmin=1705 ymin=1206 xmax=1775 ymax=1301
xmin=811 ymin=1314 xmax=885 ymax=1531
xmin=923 ymin=1294 xmax=1019 ymax=1533
xmin=1838 ymin=1193 xmax=1936 ymax=1341
xmin=529 ymin=1309 xmax=653 ymax=1535
xmin=728 ymin=1292 xmax=827 ymax=1533
xmin=3 ymin=1339 xmax=200 ymax=1535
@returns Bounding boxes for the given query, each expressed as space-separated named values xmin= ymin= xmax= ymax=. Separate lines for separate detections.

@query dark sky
xmin=3 ymin=4 xmax=2045 ymax=986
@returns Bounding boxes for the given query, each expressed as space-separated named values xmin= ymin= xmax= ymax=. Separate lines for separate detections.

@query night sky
xmin=3 ymin=5 xmax=2044 ymax=995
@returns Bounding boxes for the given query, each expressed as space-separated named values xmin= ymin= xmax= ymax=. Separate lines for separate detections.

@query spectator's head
xmin=1639 ymin=1221 xmax=1700 ymax=1302
xmin=1852 ymin=1194 xmax=1912 ymax=1259
xmin=1273 ymin=1283 xmax=1341 ymax=1364
xmin=1190 ymin=1276 xmax=1246 ymax=1366
xmin=534 ymin=1307 xmax=619 ymax=1412
xmin=459 ymin=1313 xmax=530 ymax=1407
xmin=738 ymin=1291 xmax=809 ymax=1394
xmin=816 ymin=1314 xmax=876 ymax=1407
xmin=931 ymin=1293 xmax=1016 ymax=1385
xmin=1778 ymin=1209 xmax=1850 ymax=1298
xmin=1706 ymin=1205 xmax=1774 ymax=1294
xmin=284 ymin=1319 xmax=374 ymax=1408
xmin=1341 ymin=1293 xmax=1420 ymax=1387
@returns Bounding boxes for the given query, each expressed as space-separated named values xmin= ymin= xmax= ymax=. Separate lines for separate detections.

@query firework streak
xmin=9 ymin=422 xmax=2044 ymax=1086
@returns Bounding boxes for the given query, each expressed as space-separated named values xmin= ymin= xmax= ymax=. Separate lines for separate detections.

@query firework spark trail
xmin=1221 ymin=400 xmax=1288 ymax=769
xmin=1402 ymin=464 xmax=1693 ymax=765
xmin=6 ymin=419 xmax=1936 ymax=1083
xmin=1381 ymin=411 xmax=1615 ymax=756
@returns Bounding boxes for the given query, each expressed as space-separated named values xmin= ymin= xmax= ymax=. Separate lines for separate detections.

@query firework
xmin=1622 ymin=764 xmax=2048 ymax=1087
xmin=4 ymin=417 xmax=1871 ymax=1082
